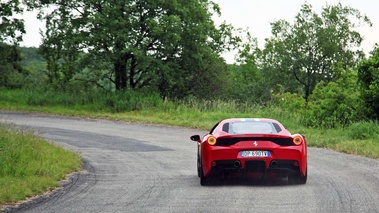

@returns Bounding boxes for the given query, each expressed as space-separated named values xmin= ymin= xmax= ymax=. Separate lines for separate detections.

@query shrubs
xmin=304 ymin=69 xmax=363 ymax=128
xmin=357 ymin=45 xmax=379 ymax=120
xmin=347 ymin=121 xmax=379 ymax=140
xmin=269 ymin=71 xmax=373 ymax=131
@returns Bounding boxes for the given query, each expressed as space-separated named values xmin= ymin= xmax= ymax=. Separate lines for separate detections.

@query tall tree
xmin=26 ymin=0 xmax=237 ymax=98
xmin=231 ymin=32 xmax=269 ymax=102
xmin=357 ymin=45 xmax=379 ymax=120
xmin=0 ymin=0 xmax=25 ymax=88
xmin=0 ymin=43 xmax=24 ymax=88
xmin=261 ymin=3 xmax=371 ymax=102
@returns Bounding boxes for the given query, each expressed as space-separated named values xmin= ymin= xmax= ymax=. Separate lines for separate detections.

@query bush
xmin=357 ymin=45 xmax=379 ymax=120
xmin=270 ymin=90 xmax=306 ymax=112
xmin=347 ymin=121 xmax=379 ymax=140
xmin=305 ymin=70 xmax=363 ymax=128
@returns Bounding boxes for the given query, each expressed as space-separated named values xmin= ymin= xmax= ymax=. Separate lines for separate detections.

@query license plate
xmin=241 ymin=151 xmax=270 ymax=157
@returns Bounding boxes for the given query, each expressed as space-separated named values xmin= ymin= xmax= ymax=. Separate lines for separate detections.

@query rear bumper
xmin=201 ymin=145 xmax=307 ymax=178
xmin=207 ymin=159 xmax=300 ymax=179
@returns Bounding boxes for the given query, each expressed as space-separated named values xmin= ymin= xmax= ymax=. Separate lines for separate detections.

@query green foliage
xmin=25 ymin=0 xmax=239 ymax=100
xmin=305 ymin=68 xmax=363 ymax=128
xmin=261 ymin=3 xmax=371 ymax=102
xmin=270 ymin=87 xmax=306 ymax=111
xmin=0 ymin=123 xmax=82 ymax=204
xmin=0 ymin=43 xmax=25 ymax=89
xmin=102 ymin=90 xmax=162 ymax=112
xmin=347 ymin=121 xmax=379 ymax=140
xmin=18 ymin=46 xmax=48 ymax=87
xmin=0 ymin=0 xmax=25 ymax=44
xmin=184 ymin=54 xmax=230 ymax=100
xmin=357 ymin=45 xmax=379 ymax=120
xmin=8 ymin=87 xmax=162 ymax=113
xmin=228 ymin=34 xmax=270 ymax=102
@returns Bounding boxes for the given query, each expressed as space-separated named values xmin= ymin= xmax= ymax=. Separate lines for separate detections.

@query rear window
xmin=223 ymin=121 xmax=280 ymax=134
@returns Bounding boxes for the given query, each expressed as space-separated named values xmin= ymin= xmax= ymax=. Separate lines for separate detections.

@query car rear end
xmin=200 ymin=134 xmax=307 ymax=181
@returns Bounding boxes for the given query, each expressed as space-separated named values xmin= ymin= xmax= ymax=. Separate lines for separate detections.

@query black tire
xmin=200 ymin=165 xmax=208 ymax=186
xmin=197 ymin=155 xmax=201 ymax=178
xmin=200 ymin=175 xmax=207 ymax=186
xmin=288 ymin=167 xmax=307 ymax=185
xmin=298 ymin=168 xmax=307 ymax=184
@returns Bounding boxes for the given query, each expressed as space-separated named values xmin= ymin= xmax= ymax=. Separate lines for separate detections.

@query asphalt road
xmin=1 ymin=111 xmax=379 ymax=213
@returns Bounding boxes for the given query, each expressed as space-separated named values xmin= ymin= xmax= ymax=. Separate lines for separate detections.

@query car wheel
xmin=200 ymin=166 xmax=208 ymax=186
xmin=197 ymin=155 xmax=201 ymax=178
xmin=288 ymin=167 xmax=307 ymax=185
xmin=298 ymin=168 xmax=307 ymax=184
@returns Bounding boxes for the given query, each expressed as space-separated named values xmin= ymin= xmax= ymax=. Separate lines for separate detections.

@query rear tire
xmin=298 ymin=168 xmax=307 ymax=184
xmin=200 ymin=166 xmax=208 ymax=186
xmin=197 ymin=153 xmax=201 ymax=178
xmin=288 ymin=167 xmax=307 ymax=185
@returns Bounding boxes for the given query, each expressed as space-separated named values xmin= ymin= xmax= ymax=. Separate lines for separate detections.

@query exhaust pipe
xmin=234 ymin=160 xmax=241 ymax=168
xmin=270 ymin=160 xmax=278 ymax=168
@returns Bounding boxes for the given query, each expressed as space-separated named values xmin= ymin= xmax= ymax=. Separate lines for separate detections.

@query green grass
xmin=0 ymin=123 xmax=82 ymax=207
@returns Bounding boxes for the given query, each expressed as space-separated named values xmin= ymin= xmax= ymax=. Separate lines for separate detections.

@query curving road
xmin=1 ymin=111 xmax=379 ymax=213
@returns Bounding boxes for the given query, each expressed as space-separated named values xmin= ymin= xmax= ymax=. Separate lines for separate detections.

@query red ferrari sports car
xmin=190 ymin=118 xmax=307 ymax=186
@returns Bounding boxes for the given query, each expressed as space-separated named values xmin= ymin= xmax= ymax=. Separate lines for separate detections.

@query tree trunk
xmin=114 ymin=56 xmax=127 ymax=90
xmin=129 ymin=55 xmax=137 ymax=88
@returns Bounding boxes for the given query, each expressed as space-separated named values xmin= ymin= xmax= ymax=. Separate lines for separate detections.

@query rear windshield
xmin=222 ymin=121 xmax=280 ymax=134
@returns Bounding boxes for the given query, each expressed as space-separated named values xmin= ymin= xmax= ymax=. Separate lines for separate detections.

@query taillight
xmin=293 ymin=135 xmax=303 ymax=145
xmin=207 ymin=136 xmax=217 ymax=145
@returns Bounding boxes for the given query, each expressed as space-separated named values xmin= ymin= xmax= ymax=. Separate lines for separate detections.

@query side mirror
xmin=190 ymin=135 xmax=201 ymax=142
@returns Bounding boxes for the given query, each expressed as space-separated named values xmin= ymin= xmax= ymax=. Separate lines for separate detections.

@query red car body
xmin=190 ymin=118 xmax=307 ymax=185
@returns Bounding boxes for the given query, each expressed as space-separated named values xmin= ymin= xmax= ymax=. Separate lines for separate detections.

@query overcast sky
xmin=20 ymin=0 xmax=379 ymax=63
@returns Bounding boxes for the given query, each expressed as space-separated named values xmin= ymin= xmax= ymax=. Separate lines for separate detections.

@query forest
xmin=1 ymin=0 xmax=379 ymax=130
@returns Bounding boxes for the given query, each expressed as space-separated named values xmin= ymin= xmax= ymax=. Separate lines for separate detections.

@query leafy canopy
xmin=0 ymin=0 xmax=26 ymax=88
xmin=25 ymin=0 xmax=239 ymax=99
xmin=357 ymin=45 xmax=379 ymax=120
xmin=261 ymin=3 xmax=371 ymax=102
xmin=0 ymin=0 xmax=25 ymax=44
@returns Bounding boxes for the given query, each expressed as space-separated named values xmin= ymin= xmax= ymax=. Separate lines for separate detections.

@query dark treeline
xmin=1 ymin=0 xmax=379 ymax=128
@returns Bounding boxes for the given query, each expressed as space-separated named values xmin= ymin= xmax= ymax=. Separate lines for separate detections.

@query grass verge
xmin=0 ymin=123 xmax=82 ymax=208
